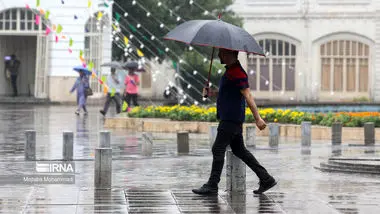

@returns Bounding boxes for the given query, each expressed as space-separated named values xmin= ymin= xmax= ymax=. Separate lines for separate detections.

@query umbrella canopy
xmin=163 ymin=19 xmax=264 ymax=56
xmin=123 ymin=61 xmax=145 ymax=72
xmin=101 ymin=61 xmax=123 ymax=69
xmin=73 ymin=65 xmax=92 ymax=75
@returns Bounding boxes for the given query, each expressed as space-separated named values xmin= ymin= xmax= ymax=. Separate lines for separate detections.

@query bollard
xmin=269 ymin=123 xmax=279 ymax=148
xmin=301 ymin=122 xmax=311 ymax=155
xmin=99 ymin=131 xmax=111 ymax=148
xmin=331 ymin=122 xmax=342 ymax=156
xmin=364 ymin=122 xmax=375 ymax=146
xmin=364 ymin=122 xmax=375 ymax=153
xmin=209 ymin=125 xmax=218 ymax=148
xmin=141 ymin=132 xmax=153 ymax=156
xmin=63 ymin=131 xmax=74 ymax=161
xmin=94 ymin=148 xmax=112 ymax=189
xmin=177 ymin=131 xmax=189 ymax=154
xmin=226 ymin=150 xmax=246 ymax=193
xmin=245 ymin=125 xmax=256 ymax=148
xmin=25 ymin=130 xmax=36 ymax=161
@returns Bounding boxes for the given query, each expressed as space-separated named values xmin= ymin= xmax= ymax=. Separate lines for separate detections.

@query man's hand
xmin=255 ymin=117 xmax=267 ymax=130
xmin=202 ymin=87 xmax=209 ymax=98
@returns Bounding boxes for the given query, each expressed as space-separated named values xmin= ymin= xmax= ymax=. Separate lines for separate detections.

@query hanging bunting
xmin=97 ymin=11 xmax=103 ymax=20
xmin=61 ymin=35 xmax=66 ymax=39
xmin=79 ymin=50 xmax=84 ymax=58
xmin=45 ymin=27 xmax=51 ymax=35
xmin=80 ymin=55 xmax=85 ymax=62
xmin=88 ymin=0 xmax=92 ymax=8
xmin=115 ymin=12 xmax=121 ymax=22
xmin=123 ymin=36 xmax=129 ymax=45
xmin=26 ymin=4 xmax=30 ymax=9
xmin=104 ymin=2 xmax=109 ymax=8
xmin=128 ymin=24 xmax=137 ymax=32
xmin=52 ymin=24 xmax=57 ymax=31
xmin=172 ymin=61 xmax=177 ymax=69
xmin=36 ymin=0 xmax=40 ymax=7
xmin=35 ymin=15 xmax=40 ymax=25
xmin=142 ymin=36 xmax=148 ymax=41
xmin=39 ymin=8 xmax=45 ymax=15
xmin=44 ymin=10 xmax=50 ymax=19
xmin=122 ymin=101 xmax=128 ymax=111
xmin=91 ymin=71 xmax=96 ymax=79
xmin=68 ymin=48 xmax=72 ymax=54
xmin=103 ymin=85 xmax=108 ymax=94
xmin=137 ymin=49 xmax=144 ymax=57
xmin=56 ymin=24 xmax=63 ymax=34
xmin=82 ymin=62 xmax=87 ymax=68
xmin=69 ymin=38 xmax=73 ymax=47
xmin=112 ymin=24 xmax=118 ymax=31
xmin=55 ymin=35 xmax=59 ymax=43
xmin=88 ymin=61 xmax=94 ymax=71
xmin=99 ymin=79 xmax=104 ymax=85
xmin=157 ymin=48 xmax=164 ymax=55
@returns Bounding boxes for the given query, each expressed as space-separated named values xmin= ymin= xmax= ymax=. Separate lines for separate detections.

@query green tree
xmin=113 ymin=0 xmax=242 ymax=102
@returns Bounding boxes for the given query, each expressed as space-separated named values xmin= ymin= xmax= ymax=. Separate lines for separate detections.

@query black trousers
xmin=125 ymin=93 xmax=139 ymax=107
xmin=103 ymin=93 xmax=121 ymax=114
xmin=208 ymin=121 xmax=271 ymax=186
xmin=11 ymin=75 xmax=17 ymax=96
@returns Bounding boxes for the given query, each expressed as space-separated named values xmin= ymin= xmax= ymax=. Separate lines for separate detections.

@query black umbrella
xmin=163 ymin=16 xmax=264 ymax=97
xmin=123 ymin=61 xmax=145 ymax=72
xmin=101 ymin=61 xmax=123 ymax=69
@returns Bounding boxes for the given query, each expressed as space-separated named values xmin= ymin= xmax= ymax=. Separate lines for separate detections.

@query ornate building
xmin=232 ymin=0 xmax=377 ymax=102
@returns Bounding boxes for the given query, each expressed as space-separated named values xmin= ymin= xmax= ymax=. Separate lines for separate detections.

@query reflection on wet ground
xmin=0 ymin=105 xmax=379 ymax=213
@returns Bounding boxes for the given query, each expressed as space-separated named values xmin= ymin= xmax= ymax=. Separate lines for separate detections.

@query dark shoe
xmin=100 ymin=110 xmax=106 ymax=116
xmin=75 ymin=111 xmax=80 ymax=115
xmin=192 ymin=184 xmax=218 ymax=195
xmin=253 ymin=177 xmax=277 ymax=194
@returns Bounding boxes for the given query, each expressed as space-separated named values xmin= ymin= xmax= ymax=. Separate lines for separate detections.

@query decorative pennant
xmin=61 ymin=35 xmax=66 ymax=39
xmin=172 ymin=61 xmax=177 ymax=69
xmin=82 ymin=62 xmax=87 ymax=68
xmin=36 ymin=0 xmax=40 ymax=7
xmin=142 ymin=36 xmax=148 ymax=41
xmin=26 ymin=4 xmax=30 ymax=9
xmin=101 ymin=75 xmax=106 ymax=83
xmin=55 ymin=35 xmax=59 ymax=43
xmin=103 ymin=85 xmax=108 ymax=94
xmin=69 ymin=38 xmax=73 ymax=47
xmin=137 ymin=49 xmax=144 ymax=57
xmin=97 ymin=11 xmax=103 ymax=20
xmin=44 ymin=10 xmax=50 ymax=19
xmin=123 ymin=36 xmax=129 ymax=45
xmin=56 ymin=24 xmax=63 ymax=34
xmin=61 ymin=0 xmax=65 ymax=4
xmin=39 ymin=8 xmax=45 ymax=15
xmin=79 ymin=50 xmax=84 ymax=58
xmin=99 ymin=79 xmax=104 ymax=85
xmin=122 ymin=101 xmax=128 ymax=111
xmin=112 ymin=24 xmax=118 ymax=31
xmin=80 ymin=55 xmax=85 ymax=62
xmin=68 ymin=48 xmax=72 ymax=54
xmin=88 ymin=0 xmax=92 ymax=8
xmin=157 ymin=48 xmax=164 ymax=55
xmin=35 ymin=15 xmax=40 ymax=25
xmin=74 ymin=15 xmax=78 ymax=20
xmin=88 ymin=61 xmax=94 ymax=71
xmin=104 ymin=2 xmax=109 ymax=8
xmin=92 ymin=71 xmax=96 ymax=79
xmin=115 ymin=12 xmax=121 ymax=22
xmin=45 ymin=27 xmax=51 ymax=35
xmin=128 ymin=24 xmax=137 ymax=32
xmin=52 ymin=24 xmax=57 ymax=31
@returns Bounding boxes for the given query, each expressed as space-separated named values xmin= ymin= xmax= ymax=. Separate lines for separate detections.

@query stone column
xmin=301 ymin=122 xmax=311 ymax=154
xmin=331 ymin=122 xmax=342 ymax=156
xmin=209 ymin=125 xmax=218 ymax=148
xmin=94 ymin=148 xmax=112 ymax=189
xmin=226 ymin=150 xmax=246 ymax=193
xmin=269 ymin=123 xmax=279 ymax=148
xmin=177 ymin=131 xmax=189 ymax=154
xmin=245 ymin=125 xmax=256 ymax=148
xmin=141 ymin=132 xmax=153 ymax=156
xmin=25 ymin=130 xmax=36 ymax=161
xmin=63 ymin=131 xmax=74 ymax=160
xmin=99 ymin=131 xmax=111 ymax=148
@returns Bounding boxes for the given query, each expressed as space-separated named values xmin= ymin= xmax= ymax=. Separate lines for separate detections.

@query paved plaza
xmin=0 ymin=105 xmax=379 ymax=213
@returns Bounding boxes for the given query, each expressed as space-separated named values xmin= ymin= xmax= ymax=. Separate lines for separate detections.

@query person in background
xmin=124 ymin=68 xmax=140 ymax=112
xmin=100 ymin=69 xmax=122 ymax=116
xmin=70 ymin=70 xmax=90 ymax=115
xmin=4 ymin=54 xmax=20 ymax=97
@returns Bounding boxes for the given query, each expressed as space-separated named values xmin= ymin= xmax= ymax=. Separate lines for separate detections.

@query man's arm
xmin=241 ymin=88 xmax=266 ymax=130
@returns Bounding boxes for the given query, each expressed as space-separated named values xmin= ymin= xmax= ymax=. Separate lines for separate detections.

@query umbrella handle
xmin=204 ymin=47 xmax=215 ymax=98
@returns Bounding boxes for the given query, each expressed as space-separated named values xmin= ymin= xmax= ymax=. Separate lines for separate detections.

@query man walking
xmin=100 ymin=69 xmax=122 ymax=116
xmin=192 ymin=48 xmax=277 ymax=195
xmin=4 ymin=54 xmax=20 ymax=97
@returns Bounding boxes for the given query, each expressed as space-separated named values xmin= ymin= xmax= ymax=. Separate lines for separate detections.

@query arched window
xmin=320 ymin=40 xmax=369 ymax=93
xmin=247 ymin=39 xmax=296 ymax=93
xmin=84 ymin=13 xmax=108 ymax=93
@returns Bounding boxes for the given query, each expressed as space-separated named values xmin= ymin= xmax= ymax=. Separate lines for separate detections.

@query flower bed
xmin=127 ymin=105 xmax=380 ymax=127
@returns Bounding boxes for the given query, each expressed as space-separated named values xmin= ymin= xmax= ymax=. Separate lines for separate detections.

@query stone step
xmin=323 ymin=161 xmax=380 ymax=172
xmin=315 ymin=163 xmax=380 ymax=175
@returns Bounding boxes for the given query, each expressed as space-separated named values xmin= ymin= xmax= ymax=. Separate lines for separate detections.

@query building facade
xmin=0 ymin=0 xmax=112 ymax=102
xmin=232 ymin=0 xmax=379 ymax=102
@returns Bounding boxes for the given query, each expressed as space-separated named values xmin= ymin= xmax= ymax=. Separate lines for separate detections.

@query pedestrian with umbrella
xmin=70 ymin=66 xmax=92 ymax=115
xmin=122 ymin=61 xmax=144 ymax=112
xmin=164 ymin=16 xmax=277 ymax=195
xmin=99 ymin=69 xmax=123 ymax=117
